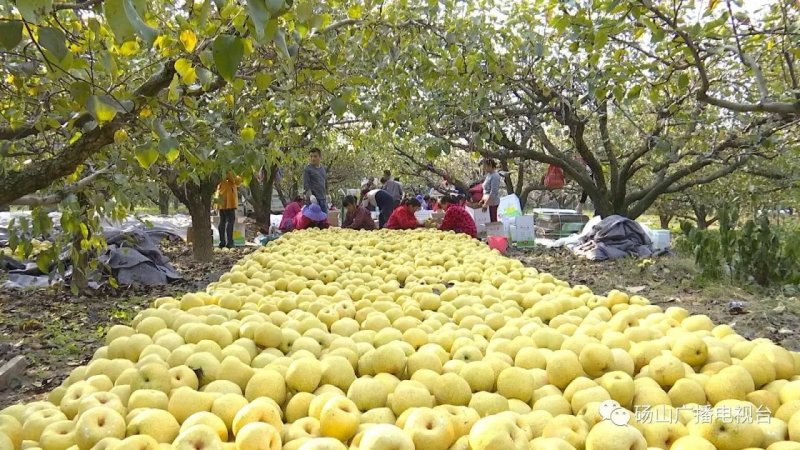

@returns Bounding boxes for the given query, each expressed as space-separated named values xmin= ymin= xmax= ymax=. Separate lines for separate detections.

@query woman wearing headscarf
xmin=294 ymin=204 xmax=330 ymax=230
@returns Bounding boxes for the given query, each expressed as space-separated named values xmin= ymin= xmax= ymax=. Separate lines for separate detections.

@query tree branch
xmin=0 ymin=61 xmax=180 ymax=206
xmin=53 ymin=0 xmax=104 ymax=11
xmin=9 ymin=165 xmax=114 ymax=206
xmin=639 ymin=0 xmax=800 ymax=116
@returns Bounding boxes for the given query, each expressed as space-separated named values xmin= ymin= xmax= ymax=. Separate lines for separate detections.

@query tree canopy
xmin=0 ymin=0 xmax=798 ymax=261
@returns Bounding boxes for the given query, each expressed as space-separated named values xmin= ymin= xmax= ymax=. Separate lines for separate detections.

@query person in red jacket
xmin=295 ymin=204 xmax=330 ymax=230
xmin=385 ymin=198 xmax=422 ymax=230
xmin=439 ymin=195 xmax=478 ymax=238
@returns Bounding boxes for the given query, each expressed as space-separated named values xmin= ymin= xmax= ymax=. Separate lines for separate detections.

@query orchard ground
xmin=1 ymin=237 xmax=799 ymax=409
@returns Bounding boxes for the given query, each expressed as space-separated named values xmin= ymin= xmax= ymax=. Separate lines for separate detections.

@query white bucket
xmin=651 ymin=229 xmax=671 ymax=251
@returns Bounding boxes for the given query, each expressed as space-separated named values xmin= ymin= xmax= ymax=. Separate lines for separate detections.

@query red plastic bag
xmin=544 ymin=165 xmax=565 ymax=190
xmin=487 ymin=236 xmax=509 ymax=254
xmin=468 ymin=182 xmax=484 ymax=203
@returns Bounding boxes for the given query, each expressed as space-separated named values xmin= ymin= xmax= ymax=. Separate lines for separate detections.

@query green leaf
xmin=255 ymin=72 xmax=273 ymax=90
xmin=627 ymin=84 xmax=642 ymax=100
xmin=331 ymin=97 xmax=347 ymax=116
xmin=158 ymin=137 xmax=179 ymax=155
xmin=87 ymin=95 xmax=118 ymax=122
xmin=347 ymin=4 xmax=362 ymax=19
xmin=67 ymin=82 xmax=90 ymax=107
xmin=0 ymin=21 xmax=23 ymax=50
xmin=122 ymin=0 xmax=158 ymax=45
xmin=246 ymin=0 xmax=270 ymax=41
xmin=164 ymin=147 xmax=180 ymax=163
xmin=265 ymin=0 xmax=284 ymax=14
xmin=296 ymin=0 xmax=313 ymax=22
xmin=17 ymin=0 xmax=53 ymax=23
xmin=168 ymin=74 xmax=180 ymax=101
xmin=678 ymin=73 xmax=689 ymax=89
xmin=213 ymin=34 xmax=244 ymax=82
xmin=134 ymin=144 xmax=159 ymax=169
xmin=594 ymin=30 xmax=608 ymax=48
xmin=273 ymin=29 xmax=289 ymax=58
xmin=104 ymin=0 xmax=138 ymax=43
xmin=38 ymin=27 xmax=68 ymax=61
xmin=613 ymin=85 xmax=624 ymax=103
xmin=36 ymin=252 xmax=52 ymax=274
xmin=322 ymin=77 xmax=338 ymax=92
xmin=259 ymin=19 xmax=278 ymax=41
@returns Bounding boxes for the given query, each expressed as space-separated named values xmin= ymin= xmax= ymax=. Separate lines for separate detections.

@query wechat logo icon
xmin=599 ymin=400 xmax=631 ymax=426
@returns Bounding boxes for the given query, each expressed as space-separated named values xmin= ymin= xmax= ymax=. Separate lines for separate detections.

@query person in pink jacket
xmin=279 ymin=196 xmax=303 ymax=232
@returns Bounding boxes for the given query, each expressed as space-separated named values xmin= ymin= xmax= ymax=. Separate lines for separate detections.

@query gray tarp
xmin=571 ymin=215 xmax=654 ymax=261
xmin=1 ymin=224 xmax=182 ymax=288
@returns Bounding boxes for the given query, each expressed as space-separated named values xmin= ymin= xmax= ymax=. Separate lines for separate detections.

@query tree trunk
xmin=188 ymin=201 xmax=214 ymax=262
xmin=158 ymin=187 xmax=170 ymax=215
xmin=691 ymin=202 xmax=712 ymax=230
xmin=70 ymin=193 xmax=90 ymax=293
xmin=275 ymin=182 xmax=288 ymax=207
xmin=165 ymin=175 xmax=218 ymax=262
xmin=659 ymin=214 xmax=673 ymax=229
xmin=250 ymin=165 xmax=278 ymax=230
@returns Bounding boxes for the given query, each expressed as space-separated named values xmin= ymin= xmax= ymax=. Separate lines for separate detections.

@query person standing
xmin=342 ymin=195 xmax=376 ymax=230
xmin=382 ymin=170 xmax=403 ymax=207
xmin=303 ymin=148 xmax=328 ymax=213
xmin=361 ymin=188 xmax=395 ymax=228
xmin=216 ymin=171 xmax=241 ymax=248
xmin=480 ymin=158 xmax=501 ymax=222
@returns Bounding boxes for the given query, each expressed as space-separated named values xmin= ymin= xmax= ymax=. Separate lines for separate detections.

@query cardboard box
xmin=486 ymin=222 xmax=505 ymax=237
xmin=533 ymin=209 xmax=588 ymax=238
xmin=328 ymin=210 xmax=341 ymax=227
xmin=467 ymin=207 xmax=491 ymax=226
xmin=515 ymin=215 xmax=534 ymax=229
xmin=510 ymin=225 xmax=535 ymax=247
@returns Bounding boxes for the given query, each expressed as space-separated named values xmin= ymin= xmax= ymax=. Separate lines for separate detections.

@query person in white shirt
xmin=361 ymin=188 xmax=396 ymax=228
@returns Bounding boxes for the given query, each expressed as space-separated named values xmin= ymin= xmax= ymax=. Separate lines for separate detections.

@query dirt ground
xmin=513 ymin=247 xmax=800 ymax=351
xmin=0 ymin=241 xmax=256 ymax=408
xmin=2 ymin=239 xmax=798 ymax=408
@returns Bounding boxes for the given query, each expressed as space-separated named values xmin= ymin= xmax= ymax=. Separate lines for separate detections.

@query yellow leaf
xmin=154 ymin=35 xmax=168 ymax=50
xmin=242 ymin=38 xmax=254 ymax=55
xmin=88 ymin=95 xmax=117 ymax=122
xmin=180 ymin=29 xmax=197 ymax=52
xmin=174 ymin=58 xmax=197 ymax=84
xmin=114 ymin=129 xmax=129 ymax=143
xmin=139 ymin=106 xmax=152 ymax=118
xmin=225 ymin=94 xmax=234 ymax=107
xmin=241 ymin=127 xmax=256 ymax=143
xmin=117 ymin=41 xmax=140 ymax=56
